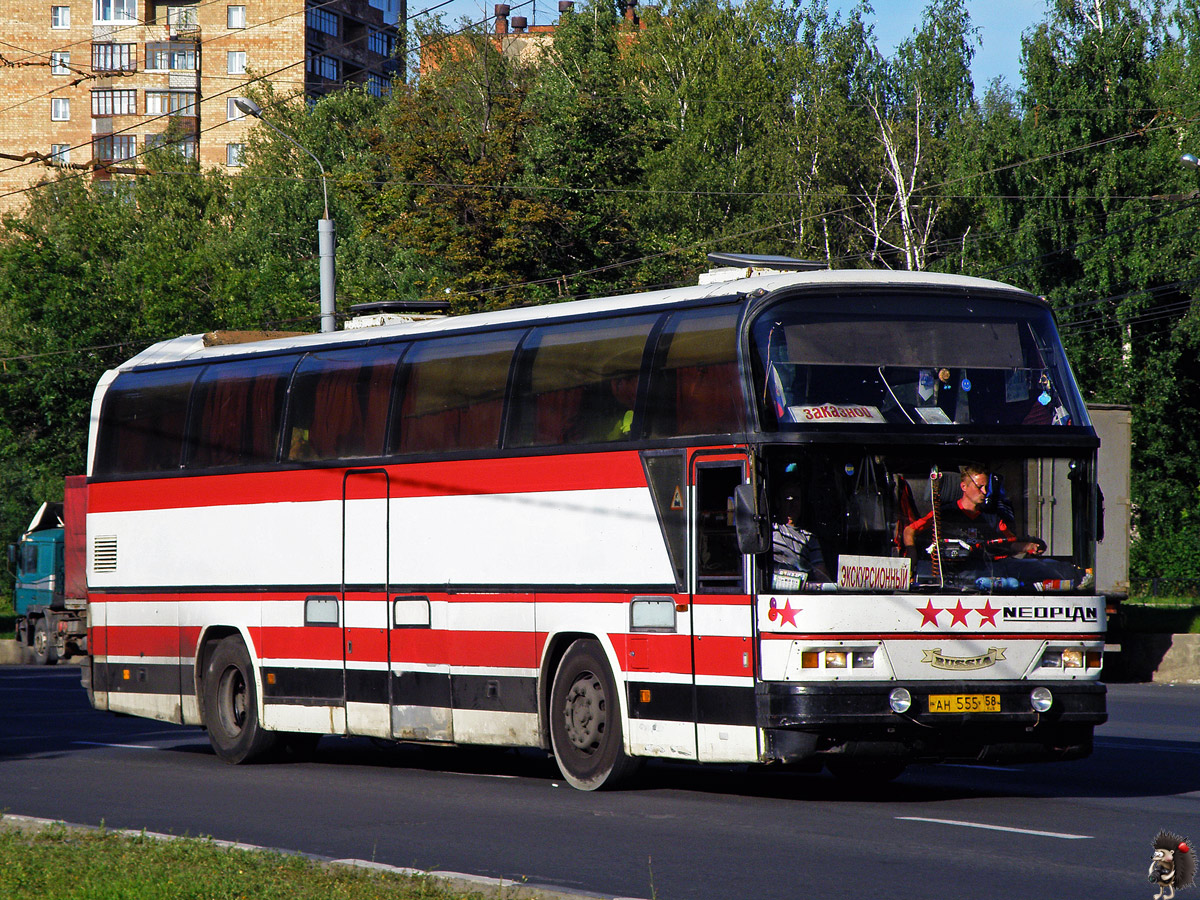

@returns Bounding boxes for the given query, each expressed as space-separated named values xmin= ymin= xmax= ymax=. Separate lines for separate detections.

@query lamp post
xmin=1182 ymin=153 xmax=1199 ymax=170
xmin=234 ymin=97 xmax=336 ymax=334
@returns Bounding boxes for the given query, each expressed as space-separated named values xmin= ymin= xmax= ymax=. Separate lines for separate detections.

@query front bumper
xmin=760 ymin=679 xmax=1106 ymax=764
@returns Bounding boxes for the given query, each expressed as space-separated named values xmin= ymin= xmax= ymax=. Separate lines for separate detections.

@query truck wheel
xmin=202 ymin=636 xmax=277 ymax=764
xmin=32 ymin=618 xmax=59 ymax=666
xmin=549 ymin=639 xmax=639 ymax=791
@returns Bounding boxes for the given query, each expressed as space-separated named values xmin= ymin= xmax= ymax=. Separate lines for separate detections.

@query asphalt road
xmin=2 ymin=665 xmax=1198 ymax=900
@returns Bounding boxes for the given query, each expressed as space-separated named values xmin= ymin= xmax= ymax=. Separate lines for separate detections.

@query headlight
xmin=825 ymin=651 xmax=848 ymax=668
xmin=889 ymin=687 xmax=912 ymax=714
xmin=1039 ymin=650 xmax=1063 ymax=668
xmin=852 ymin=650 xmax=875 ymax=669
xmin=1030 ymin=686 xmax=1053 ymax=713
xmin=1062 ymin=649 xmax=1084 ymax=668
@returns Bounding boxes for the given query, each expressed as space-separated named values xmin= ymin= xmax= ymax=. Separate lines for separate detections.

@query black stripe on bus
xmin=93 ymin=661 xmax=192 ymax=696
xmin=628 ymin=681 xmax=757 ymax=727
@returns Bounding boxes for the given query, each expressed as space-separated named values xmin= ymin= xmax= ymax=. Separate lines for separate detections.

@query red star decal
xmin=976 ymin=601 xmax=998 ymax=627
xmin=918 ymin=601 xmax=942 ymax=627
xmin=948 ymin=601 xmax=971 ymax=626
xmin=776 ymin=600 xmax=799 ymax=628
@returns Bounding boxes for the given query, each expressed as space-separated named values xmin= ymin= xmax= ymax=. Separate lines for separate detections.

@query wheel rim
xmin=562 ymin=670 xmax=606 ymax=755
xmin=217 ymin=665 xmax=248 ymax=736
xmin=34 ymin=627 xmax=48 ymax=657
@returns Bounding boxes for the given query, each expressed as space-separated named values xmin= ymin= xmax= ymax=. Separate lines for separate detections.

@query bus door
xmin=343 ymin=469 xmax=389 ymax=738
xmin=689 ymin=451 xmax=758 ymax=763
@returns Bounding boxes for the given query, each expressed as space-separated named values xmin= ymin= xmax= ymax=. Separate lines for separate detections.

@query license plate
xmin=927 ymin=693 xmax=1001 ymax=713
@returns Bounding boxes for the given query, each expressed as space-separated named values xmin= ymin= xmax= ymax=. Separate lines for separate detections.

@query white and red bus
xmin=81 ymin=256 xmax=1106 ymax=788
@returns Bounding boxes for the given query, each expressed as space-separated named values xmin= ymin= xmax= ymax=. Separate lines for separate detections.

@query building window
xmin=92 ymin=42 xmax=135 ymax=72
xmin=94 ymin=0 xmax=135 ymax=22
xmin=369 ymin=30 xmax=392 ymax=56
xmin=366 ymin=73 xmax=390 ymax=97
xmin=167 ymin=6 xmax=198 ymax=28
xmin=227 ymin=4 xmax=245 ymax=27
xmin=92 ymin=88 xmax=137 ymax=116
xmin=50 ymin=144 xmax=71 ymax=165
xmin=146 ymin=90 xmax=196 ymax=116
xmin=51 ymin=98 xmax=70 ymax=120
xmin=93 ymin=134 xmax=136 ymax=162
xmin=50 ymin=51 xmax=71 ymax=74
xmin=145 ymin=42 xmax=195 ymax=71
xmin=51 ymin=6 xmax=70 ymax=28
xmin=227 ymin=97 xmax=246 ymax=120
xmin=146 ymin=134 xmax=197 ymax=158
xmin=227 ymin=51 xmax=246 ymax=74
xmin=226 ymin=143 xmax=244 ymax=167
xmin=306 ymin=7 xmax=338 ymax=36
xmin=306 ymin=52 xmax=338 ymax=81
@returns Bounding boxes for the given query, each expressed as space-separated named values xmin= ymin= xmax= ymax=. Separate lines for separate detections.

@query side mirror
xmin=734 ymin=483 xmax=769 ymax=554
xmin=6 ymin=543 xmax=15 ymax=568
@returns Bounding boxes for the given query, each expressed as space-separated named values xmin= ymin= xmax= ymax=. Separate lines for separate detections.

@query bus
xmin=81 ymin=255 xmax=1106 ymax=789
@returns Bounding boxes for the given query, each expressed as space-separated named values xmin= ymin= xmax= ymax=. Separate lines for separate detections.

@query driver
xmin=902 ymin=464 xmax=1042 ymax=558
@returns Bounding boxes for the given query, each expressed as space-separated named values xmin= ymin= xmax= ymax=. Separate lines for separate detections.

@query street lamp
xmin=234 ymin=97 xmax=336 ymax=334
xmin=1182 ymin=153 xmax=1200 ymax=170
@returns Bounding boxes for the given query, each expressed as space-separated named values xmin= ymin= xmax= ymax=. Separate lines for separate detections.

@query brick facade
xmin=0 ymin=0 xmax=397 ymax=213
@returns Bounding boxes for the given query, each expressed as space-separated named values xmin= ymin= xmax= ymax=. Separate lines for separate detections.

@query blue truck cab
xmin=7 ymin=478 xmax=88 ymax=664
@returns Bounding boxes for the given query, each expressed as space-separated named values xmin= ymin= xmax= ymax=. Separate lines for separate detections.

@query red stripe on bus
xmin=88 ymin=452 xmax=650 ymax=513
xmin=761 ymin=632 xmax=1101 ymax=640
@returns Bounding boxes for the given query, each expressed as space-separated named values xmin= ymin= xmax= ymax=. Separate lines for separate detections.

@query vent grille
xmin=93 ymin=535 xmax=117 ymax=572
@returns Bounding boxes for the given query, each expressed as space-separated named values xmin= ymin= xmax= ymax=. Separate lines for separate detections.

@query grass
xmin=0 ymin=824 xmax=498 ymax=900
xmin=1117 ymin=597 xmax=1200 ymax=635
xmin=0 ymin=592 xmax=14 ymax=640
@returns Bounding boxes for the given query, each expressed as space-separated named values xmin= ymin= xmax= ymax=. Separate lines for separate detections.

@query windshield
xmin=749 ymin=292 xmax=1088 ymax=430
xmin=762 ymin=448 xmax=1097 ymax=596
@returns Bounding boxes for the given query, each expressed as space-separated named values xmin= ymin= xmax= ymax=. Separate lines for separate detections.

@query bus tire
xmin=203 ymin=636 xmax=277 ymax=764
xmin=32 ymin=617 xmax=59 ymax=666
xmin=549 ymin=639 xmax=639 ymax=791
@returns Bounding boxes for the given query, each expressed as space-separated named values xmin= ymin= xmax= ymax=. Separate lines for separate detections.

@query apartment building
xmin=0 ymin=0 xmax=399 ymax=212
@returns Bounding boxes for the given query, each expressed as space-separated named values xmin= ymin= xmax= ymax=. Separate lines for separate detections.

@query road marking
xmin=74 ymin=740 xmax=160 ymax=750
xmin=940 ymin=763 xmax=1021 ymax=772
xmin=897 ymin=816 xmax=1092 ymax=840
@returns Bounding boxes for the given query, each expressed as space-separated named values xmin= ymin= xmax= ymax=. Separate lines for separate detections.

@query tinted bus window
xmin=749 ymin=294 xmax=1087 ymax=430
xmin=95 ymin=367 xmax=199 ymax=475
xmin=286 ymin=346 xmax=400 ymax=461
xmin=187 ymin=355 xmax=296 ymax=468
xmin=646 ymin=306 xmax=744 ymax=438
xmin=391 ymin=332 xmax=520 ymax=455
xmin=508 ymin=316 xmax=658 ymax=447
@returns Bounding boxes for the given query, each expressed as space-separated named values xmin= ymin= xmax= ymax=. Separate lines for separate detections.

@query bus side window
xmin=390 ymin=332 xmax=519 ymax=455
xmin=695 ymin=464 xmax=745 ymax=592
xmin=94 ymin=367 xmax=200 ymax=476
xmin=647 ymin=306 xmax=744 ymax=438
xmin=286 ymin=346 xmax=399 ymax=461
xmin=187 ymin=355 xmax=296 ymax=469
xmin=507 ymin=316 xmax=657 ymax=448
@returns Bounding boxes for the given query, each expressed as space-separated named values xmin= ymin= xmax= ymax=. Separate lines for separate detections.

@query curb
xmin=0 ymin=639 xmax=32 ymax=665
xmin=0 ymin=814 xmax=647 ymax=900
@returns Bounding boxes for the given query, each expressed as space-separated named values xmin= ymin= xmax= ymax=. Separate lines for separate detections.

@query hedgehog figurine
xmin=1150 ymin=830 xmax=1196 ymax=900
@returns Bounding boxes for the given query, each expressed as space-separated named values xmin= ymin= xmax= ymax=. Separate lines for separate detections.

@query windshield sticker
xmin=918 ymin=369 xmax=935 ymax=401
xmin=786 ymin=404 xmax=887 ymax=423
xmin=1005 ymin=369 xmax=1029 ymax=403
xmin=915 ymin=406 xmax=952 ymax=425
xmin=837 ymin=555 xmax=911 ymax=591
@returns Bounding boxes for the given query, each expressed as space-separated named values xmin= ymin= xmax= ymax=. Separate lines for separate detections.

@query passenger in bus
xmin=902 ymin=464 xmax=1042 ymax=558
xmin=771 ymin=487 xmax=830 ymax=590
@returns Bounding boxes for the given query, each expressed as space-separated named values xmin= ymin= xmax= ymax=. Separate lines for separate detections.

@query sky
xmin=412 ymin=0 xmax=1050 ymax=91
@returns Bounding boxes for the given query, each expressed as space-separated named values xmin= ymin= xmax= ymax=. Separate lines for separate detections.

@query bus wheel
xmin=32 ymin=618 xmax=59 ymax=666
xmin=203 ymin=637 xmax=277 ymax=764
xmin=549 ymin=640 xmax=639 ymax=791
